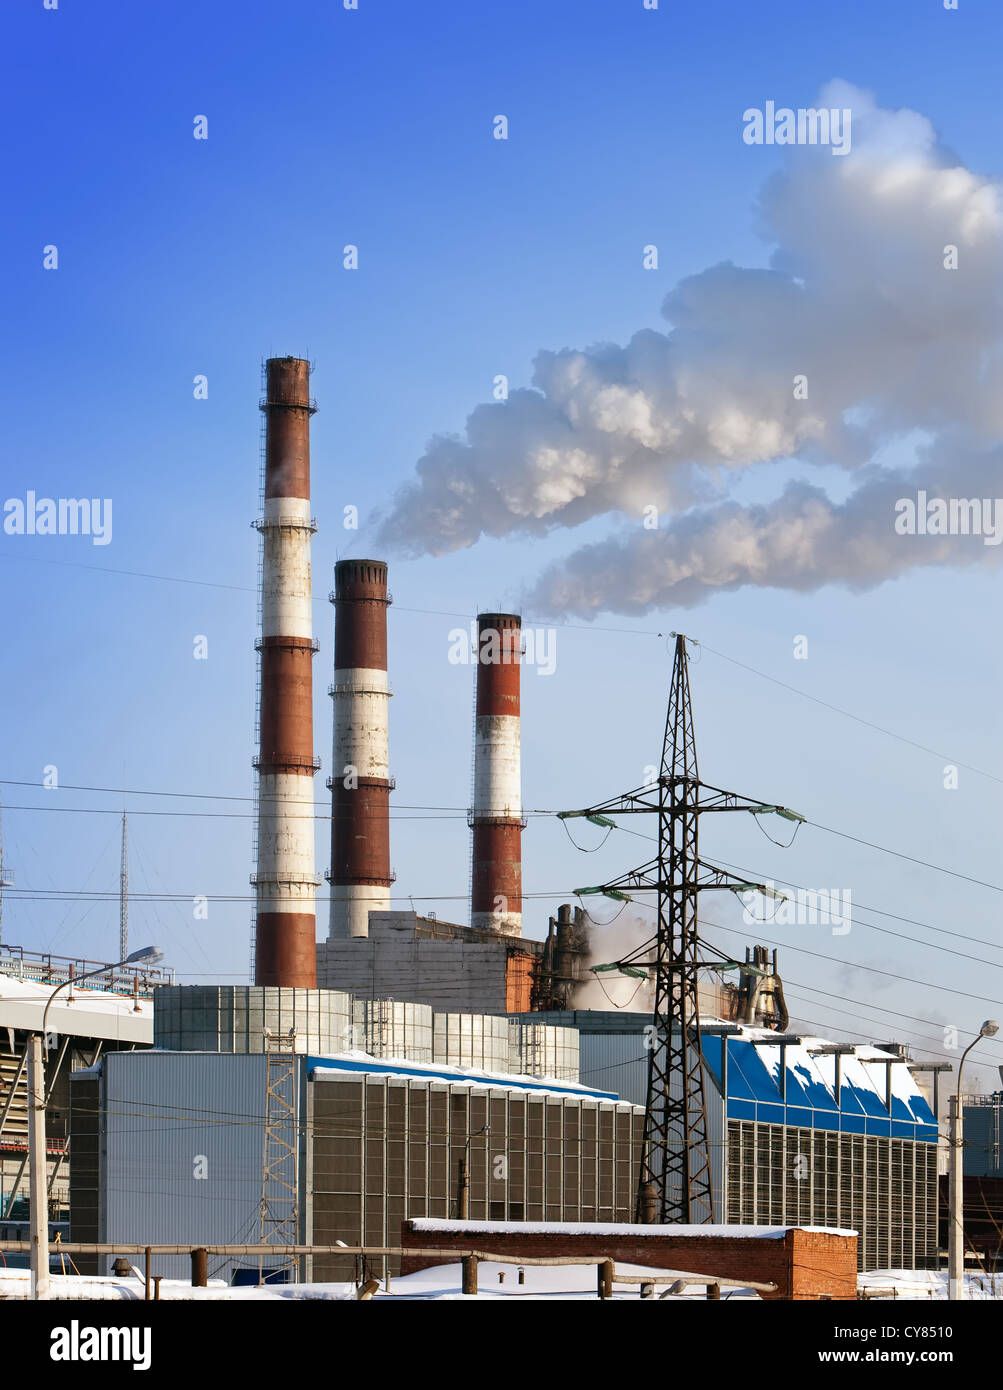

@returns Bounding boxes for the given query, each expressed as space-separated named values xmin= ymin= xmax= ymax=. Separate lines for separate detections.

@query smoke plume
xmin=571 ymin=915 xmax=655 ymax=1013
xmin=375 ymin=82 xmax=1003 ymax=617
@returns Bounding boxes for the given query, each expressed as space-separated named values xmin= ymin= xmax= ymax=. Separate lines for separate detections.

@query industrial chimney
xmin=327 ymin=559 xmax=393 ymax=939
xmin=470 ymin=613 xmax=524 ymax=936
xmin=252 ymin=356 xmax=319 ymax=988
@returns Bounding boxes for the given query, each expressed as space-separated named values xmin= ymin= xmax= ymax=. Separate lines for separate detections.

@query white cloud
xmin=376 ymin=84 xmax=1003 ymax=616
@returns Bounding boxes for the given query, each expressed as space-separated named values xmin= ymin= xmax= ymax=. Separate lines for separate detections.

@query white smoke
xmin=375 ymin=82 xmax=1003 ymax=616
xmin=572 ymin=915 xmax=655 ymax=1012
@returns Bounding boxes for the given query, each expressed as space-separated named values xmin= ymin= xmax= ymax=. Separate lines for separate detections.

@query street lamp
xmin=457 ymin=1125 xmax=490 ymax=1221
xmin=28 ymin=945 xmax=163 ymax=1301
xmin=948 ymin=1019 xmax=999 ymax=1301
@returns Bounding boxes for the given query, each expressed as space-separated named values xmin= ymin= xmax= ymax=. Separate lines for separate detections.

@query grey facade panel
xmin=963 ymin=1099 xmax=1003 ymax=1176
xmin=319 ymin=939 xmax=512 ymax=1014
xmin=579 ymin=1032 xmax=649 ymax=1107
xmin=96 ymin=1052 xmax=276 ymax=1280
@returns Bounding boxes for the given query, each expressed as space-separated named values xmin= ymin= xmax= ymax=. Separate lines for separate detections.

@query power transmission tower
xmin=119 ymin=811 xmax=129 ymax=962
xmin=560 ymin=633 xmax=802 ymax=1224
xmin=258 ymin=1029 xmax=300 ymax=1284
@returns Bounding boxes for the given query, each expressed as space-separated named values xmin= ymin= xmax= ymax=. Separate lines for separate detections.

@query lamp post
xmin=28 ymin=945 xmax=162 ymax=1301
xmin=948 ymin=1019 xmax=999 ymax=1301
xmin=457 ymin=1125 xmax=490 ymax=1221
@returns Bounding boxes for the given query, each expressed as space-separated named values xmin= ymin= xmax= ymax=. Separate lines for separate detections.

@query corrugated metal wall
xmin=310 ymin=1072 xmax=644 ymax=1280
xmin=725 ymin=1120 xmax=939 ymax=1270
xmin=98 ymin=1052 xmax=283 ymax=1280
xmin=351 ymin=999 xmax=433 ymax=1062
xmin=433 ymin=1013 xmax=511 ymax=1071
xmin=508 ymin=1021 xmax=580 ymax=1081
xmin=579 ymin=1032 xmax=648 ymax=1106
xmin=963 ymin=1099 xmax=1003 ymax=1177
xmin=153 ymin=985 xmax=351 ymax=1054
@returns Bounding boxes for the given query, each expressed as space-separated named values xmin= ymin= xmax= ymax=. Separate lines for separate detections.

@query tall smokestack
xmin=470 ymin=613 xmax=523 ymax=936
xmin=327 ymin=560 xmax=393 ymax=939
xmin=252 ymin=357 xmax=319 ymax=987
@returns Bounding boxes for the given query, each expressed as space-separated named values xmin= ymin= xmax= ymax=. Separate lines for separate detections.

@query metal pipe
xmin=191 ymin=1247 xmax=208 ymax=1287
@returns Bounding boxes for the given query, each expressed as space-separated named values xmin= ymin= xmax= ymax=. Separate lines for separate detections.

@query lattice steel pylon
xmin=258 ymin=1029 xmax=300 ymax=1283
xmin=646 ymin=631 xmax=710 ymax=1221
xmin=559 ymin=633 xmax=804 ymax=1224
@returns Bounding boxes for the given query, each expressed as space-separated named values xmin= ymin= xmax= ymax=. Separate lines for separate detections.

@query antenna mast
xmin=0 ymin=794 xmax=12 ymax=949
xmin=119 ymin=810 xmax=129 ymax=961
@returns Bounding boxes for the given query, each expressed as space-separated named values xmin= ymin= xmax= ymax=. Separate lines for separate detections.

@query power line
xmin=699 ymin=640 xmax=1002 ymax=787
xmin=0 ymin=777 xmax=557 ymax=813
xmin=0 ymin=554 xmax=663 ymax=639
xmin=701 ymin=916 xmax=1003 ymax=1010
xmin=608 ymin=815 xmax=1003 ymax=959
xmin=712 ymin=856 xmax=1003 ymax=971
xmin=614 ymin=893 xmax=1003 ymax=1012
xmin=807 ymin=819 xmax=1003 ymax=893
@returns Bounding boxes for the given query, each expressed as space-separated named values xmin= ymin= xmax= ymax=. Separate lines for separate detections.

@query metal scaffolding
xmin=258 ymin=1030 xmax=300 ymax=1283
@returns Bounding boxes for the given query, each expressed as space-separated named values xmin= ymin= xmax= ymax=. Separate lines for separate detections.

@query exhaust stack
xmin=327 ymin=559 xmax=393 ymax=939
xmin=252 ymin=356 xmax=319 ymax=988
xmin=470 ymin=613 xmax=524 ymax=936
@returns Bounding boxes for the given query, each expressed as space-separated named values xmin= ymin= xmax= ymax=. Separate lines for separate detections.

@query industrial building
xmin=937 ymin=1091 xmax=1003 ymax=1268
xmin=0 ymin=948 xmax=168 ymax=1228
xmin=3 ymin=357 xmax=948 ymax=1294
xmin=67 ymin=979 xmax=940 ymax=1278
xmin=534 ymin=1009 xmax=940 ymax=1270
xmin=69 ymin=1017 xmax=641 ymax=1282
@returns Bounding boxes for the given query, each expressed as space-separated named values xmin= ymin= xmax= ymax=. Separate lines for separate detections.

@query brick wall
xmin=505 ymin=951 xmax=536 ymax=1012
xmin=400 ymin=1221 xmax=858 ymax=1300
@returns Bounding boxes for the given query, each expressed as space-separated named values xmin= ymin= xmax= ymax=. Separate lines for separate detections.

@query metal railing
xmin=0 ymin=947 xmax=174 ymax=997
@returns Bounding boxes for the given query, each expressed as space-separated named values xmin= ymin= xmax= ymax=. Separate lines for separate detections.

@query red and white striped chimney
xmin=327 ymin=559 xmax=393 ymax=939
xmin=470 ymin=613 xmax=523 ymax=936
xmin=252 ymin=356 xmax=319 ymax=987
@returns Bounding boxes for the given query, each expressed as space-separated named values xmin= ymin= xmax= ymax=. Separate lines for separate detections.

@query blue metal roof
xmin=701 ymin=1035 xmax=938 ymax=1142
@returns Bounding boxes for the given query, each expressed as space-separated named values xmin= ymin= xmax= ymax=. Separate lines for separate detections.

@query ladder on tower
xmin=248 ymin=373 xmax=267 ymax=982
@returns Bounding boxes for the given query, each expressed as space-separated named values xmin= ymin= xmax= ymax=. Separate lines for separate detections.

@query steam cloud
xmin=375 ymin=82 xmax=1003 ymax=617
xmin=571 ymin=915 xmax=655 ymax=1013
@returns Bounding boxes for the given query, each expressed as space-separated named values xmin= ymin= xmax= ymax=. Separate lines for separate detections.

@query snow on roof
xmin=309 ymin=1055 xmax=627 ymax=1103
xmin=410 ymin=1218 xmax=858 ymax=1239
xmin=0 ymin=973 xmax=151 ymax=1014
xmin=0 ymin=973 xmax=152 ymax=1043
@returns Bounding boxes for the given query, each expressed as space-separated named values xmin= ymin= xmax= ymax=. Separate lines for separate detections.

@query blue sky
xmin=3 ymin=0 xmax=1003 ymax=1085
